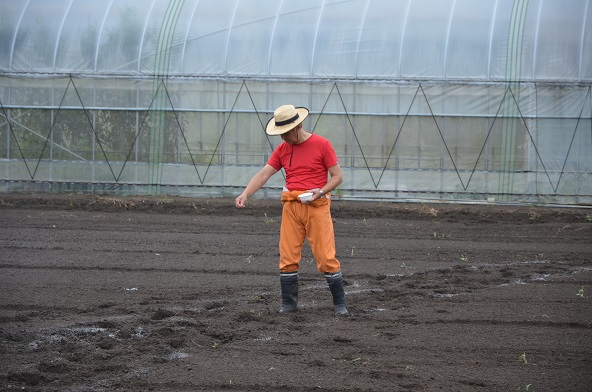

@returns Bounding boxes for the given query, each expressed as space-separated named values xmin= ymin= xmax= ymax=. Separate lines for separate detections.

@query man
xmin=235 ymin=104 xmax=348 ymax=316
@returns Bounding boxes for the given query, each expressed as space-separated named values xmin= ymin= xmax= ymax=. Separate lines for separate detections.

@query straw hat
xmin=265 ymin=105 xmax=309 ymax=135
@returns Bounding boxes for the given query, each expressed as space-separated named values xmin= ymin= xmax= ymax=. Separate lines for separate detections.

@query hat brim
xmin=265 ymin=107 xmax=309 ymax=136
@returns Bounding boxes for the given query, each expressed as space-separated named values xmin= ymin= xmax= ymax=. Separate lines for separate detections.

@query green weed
xmin=528 ymin=211 xmax=540 ymax=222
xmin=264 ymin=213 xmax=274 ymax=223
xmin=333 ymin=186 xmax=346 ymax=206
xmin=156 ymin=198 xmax=173 ymax=205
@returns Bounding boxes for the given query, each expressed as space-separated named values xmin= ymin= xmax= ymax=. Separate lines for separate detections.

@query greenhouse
xmin=0 ymin=0 xmax=591 ymax=204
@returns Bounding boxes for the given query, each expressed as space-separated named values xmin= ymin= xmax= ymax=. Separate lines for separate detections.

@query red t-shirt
xmin=268 ymin=134 xmax=339 ymax=191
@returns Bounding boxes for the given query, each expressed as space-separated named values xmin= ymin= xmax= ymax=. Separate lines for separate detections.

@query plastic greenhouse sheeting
xmin=0 ymin=0 xmax=591 ymax=205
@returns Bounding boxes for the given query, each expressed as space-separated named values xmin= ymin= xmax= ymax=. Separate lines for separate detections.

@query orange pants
xmin=279 ymin=191 xmax=341 ymax=274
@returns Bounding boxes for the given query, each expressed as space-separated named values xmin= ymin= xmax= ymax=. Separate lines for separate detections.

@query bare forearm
xmin=321 ymin=173 xmax=342 ymax=194
xmin=242 ymin=171 xmax=269 ymax=197
xmin=309 ymin=167 xmax=343 ymax=202
xmin=235 ymin=165 xmax=277 ymax=208
xmin=322 ymin=164 xmax=343 ymax=194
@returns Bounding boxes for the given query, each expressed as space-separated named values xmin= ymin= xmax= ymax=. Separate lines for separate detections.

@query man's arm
xmin=310 ymin=163 xmax=343 ymax=201
xmin=235 ymin=164 xmax=279 ymax=208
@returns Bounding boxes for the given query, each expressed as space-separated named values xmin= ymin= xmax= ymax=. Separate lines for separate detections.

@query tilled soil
xmin=0 ymin=194 xmax=591 ymax=392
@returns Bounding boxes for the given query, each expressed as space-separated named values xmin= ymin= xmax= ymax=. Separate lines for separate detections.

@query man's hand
xmin=310 ymin=188 xmax=324 ymax=202
xmin=235 ymin=193 xmax=248 ymax=208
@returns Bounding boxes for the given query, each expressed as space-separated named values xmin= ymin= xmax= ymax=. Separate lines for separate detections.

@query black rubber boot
xmin=325 ymin=271 xmax=348 ymax=315
xmin=279 ymin=272 xmax=299 ymax=313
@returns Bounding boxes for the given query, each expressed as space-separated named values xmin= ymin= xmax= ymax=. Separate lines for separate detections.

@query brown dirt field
xmin=0 ymin=193 xmax=591 ymax=392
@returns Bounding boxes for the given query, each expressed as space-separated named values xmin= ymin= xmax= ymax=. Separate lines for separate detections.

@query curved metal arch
xmin=94 ymin=0 xmax=115 ymax=72
xmin=398 ymin=0 xmax=412 ymax=77
xmin=442 ymin=0 xmax=457 ymax=78
xmin=579 ymin=0 xmax=590 ymax=80
xmin=266 ymin=0 xmax=285 ymax=76
xmin=137 ymin=0 xmax=157 ymax=73
xmin=223 ymin=0 xmax=241 ymax=75
xmin=180 ymin=0 xmax=201 ymax=74
xmin=310 ymin=0 xmax=326 ymax=75
xmin=52 ymin=0 xmax=74 ymax=70
xmin=8 ymin=0 xmax=30 ymax=69
xmin=532 ymin=0 xmax=543 ymax=80
xmin=353 ymin=0 xmax=372 ymax=78
xmin=487 ymin=0 xmax=500 ymax=79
